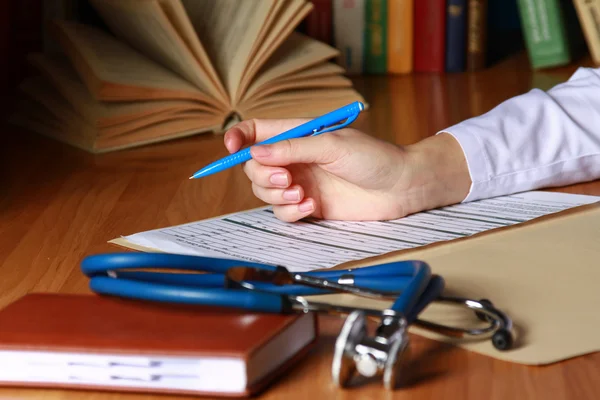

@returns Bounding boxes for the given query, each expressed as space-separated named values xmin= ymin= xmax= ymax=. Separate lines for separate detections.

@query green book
xmin=364 ymin=0 xmax=387 ymax=74
xmin=516 ymin=0 xmax=574 ymax=69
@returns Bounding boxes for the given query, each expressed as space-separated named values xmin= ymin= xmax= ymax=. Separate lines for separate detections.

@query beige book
xmin=573 ymin=0 xmax=600 ymax=65
xmin=13 ymin=76 xmax=221 ymax=153
xmin=12 ymin=0 xmax=366 ymax=153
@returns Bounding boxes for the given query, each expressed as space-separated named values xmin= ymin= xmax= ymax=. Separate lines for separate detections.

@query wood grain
xmin=1 ymin=53 xmax=599 ymax=399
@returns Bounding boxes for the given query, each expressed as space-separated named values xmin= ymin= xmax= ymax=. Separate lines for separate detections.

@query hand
xmin=223 ymin=119 xmax=471 ymax=222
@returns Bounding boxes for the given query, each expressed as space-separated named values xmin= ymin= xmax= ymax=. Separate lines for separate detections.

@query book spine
xmin=572 ymin=0 xmax=600 ymax=64
xmin=386 ymin=0 xmax=413 ymax=74
xmin=516 ymin=0 xmax=571 ymax=69
xmin=466 ymin=0 xmax=487 ymax=70
xmin=364 ymin=0 xmax=387 ymax=74
xmin=445 ymin=0 xmax=467 ymax=72
xmin=414 ymin=0 xmax=446 ymax=72
xmin=305 ymin=0 xmax=334 ymax=45
xmin=333 ymin=0 xmax=366 ymax=75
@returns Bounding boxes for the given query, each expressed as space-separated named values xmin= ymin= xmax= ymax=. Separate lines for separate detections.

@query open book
xmin=10 ymin=0 xmax=366 ymax=153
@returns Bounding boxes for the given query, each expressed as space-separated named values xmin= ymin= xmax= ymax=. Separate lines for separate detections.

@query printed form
xmin=117 ymin=191 xmax=599 ymax=271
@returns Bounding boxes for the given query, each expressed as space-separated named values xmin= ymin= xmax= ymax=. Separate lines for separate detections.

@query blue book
xmin=445 ymin=0 xmax=467 ymax=72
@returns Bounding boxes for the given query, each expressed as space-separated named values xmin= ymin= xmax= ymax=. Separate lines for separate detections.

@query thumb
xmin=224 ymin=118 xmax=310 ymax=153
xmin=249 ymin=134 xmax=344 ymax=166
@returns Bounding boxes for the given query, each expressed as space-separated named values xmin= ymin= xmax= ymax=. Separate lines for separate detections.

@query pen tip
xmin=189 ymin=176 xmax=194 ymax=180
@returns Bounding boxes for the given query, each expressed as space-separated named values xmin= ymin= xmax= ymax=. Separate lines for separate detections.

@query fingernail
xmin=224 ymin=135 xmax=234 ymax=149
xmin=252 ymin=145 xmax=270 ymax=157
xmin=283 ymin=189 xmax=300 ymax=201
xmin=270 ymin=173 xmax=288 ymax=186
xmin=298 ymin=199 xmax=314 ymax=212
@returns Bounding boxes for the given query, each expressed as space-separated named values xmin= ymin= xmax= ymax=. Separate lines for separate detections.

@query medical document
xmin=116 ymin=191 xmax=598 ymax=270
xmin=114 ymin=191 xmax=599 ymax=271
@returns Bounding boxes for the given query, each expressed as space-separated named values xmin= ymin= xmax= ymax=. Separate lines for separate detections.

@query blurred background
xmin=1 ymin=0 xmax=597 ymax=143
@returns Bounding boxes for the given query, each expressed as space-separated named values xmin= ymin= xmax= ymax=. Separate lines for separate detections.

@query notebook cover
xmin=0 ymin=293 xmax=318 ymax=397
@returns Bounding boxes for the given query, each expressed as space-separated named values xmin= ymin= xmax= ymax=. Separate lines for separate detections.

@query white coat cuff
xmin=436 ymin=123 xmax=491 ymax=203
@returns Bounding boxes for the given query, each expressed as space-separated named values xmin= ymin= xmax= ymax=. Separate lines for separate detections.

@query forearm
xmin=436 ymin=67 xmax=600 ymax=202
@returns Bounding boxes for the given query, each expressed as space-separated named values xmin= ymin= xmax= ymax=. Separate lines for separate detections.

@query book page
xmin=157 ymin=0 xmax=228 ymax=104
xmin=18 ymin=77 xmax=88 ymax=133
xmin=244 ymin=63 xmax=348 ymax=107
xmin=28 ymin=54 xmax=215 ymax=128
xmin=272 ymin=63 xmax=345 ymax=82
xmin=16 ymin=76 xmax=220 ymax=153
xmin=88 ymin=0 xmax=225 ymax=105
xmin=0 ymin=351 xmax=247 ymax=393
xmin=241 ymin=33 xmax=340 ymax=102
xmin=113 ymin=191 xmax=600 ymax=271
xmin=232 ymin=0 xmax=286 ymax=99
xmin=13 ymin=90 xmax=98 ymax=151
xmin=180 ymin=0 xmax=274 ymax=101
xmin=51 ymin=21 xmax=222 ymax=109
xmin=239 ymin=90 xmax=365 ymax=120
xmin=97 ymin=114 xmax=221 ymax=150
xmin=100 ymin=110 xmax=216 ymax=139
xmin=236 ymin=1 xmax=313 ymax=104
xmin=240 ymin=87 xmax=364 ymax=116
xmin=248 ymin=75 xmax=352 ymax=104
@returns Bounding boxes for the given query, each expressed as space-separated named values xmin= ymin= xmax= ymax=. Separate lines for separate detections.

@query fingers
xmin=242 ymin=160 xmax=291 ymax=188
xmin=243 ymin=159 xmax=317 ymax=222
xmin=224 ymin=118 xmax=310 ymax=153
xmin=245 ymin=160 xmax=304 ymax=205
xmin=251 ymin=183 xmax=305 ymax=205
xmin=250 ymin=134 xmax=343 ymax=167
xmin=272 ymin=199 xmax=316 ymax=222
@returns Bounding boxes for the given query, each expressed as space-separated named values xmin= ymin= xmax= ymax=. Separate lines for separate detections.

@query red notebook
xmin=0 ymin=293 xmax=318 ymax=397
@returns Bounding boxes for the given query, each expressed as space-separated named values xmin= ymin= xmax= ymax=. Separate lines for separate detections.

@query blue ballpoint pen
xmin=189 ymin=101 xmax=365 ymax=179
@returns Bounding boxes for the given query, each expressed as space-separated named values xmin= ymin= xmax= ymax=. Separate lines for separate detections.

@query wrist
xmin=402 ymin=132 xmax=472 ymax=213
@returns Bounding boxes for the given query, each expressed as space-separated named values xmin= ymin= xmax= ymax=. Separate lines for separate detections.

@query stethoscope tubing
xmin=82 ymin=253 xmax=426 ymax=278
xmin=81 ymin=252 xmax=277 ymax=275
xmin=88 ymin=276 xmax=286 ymax=313
xmin=82 ymin=253 xmax=437 ymax=318
xmin=104 ymin=270 xmax=415 ymax=295
xmin=82 ymin=253 xmax=430 ymax=295
xmin=80 ymin=252 xmax=513 ymax=351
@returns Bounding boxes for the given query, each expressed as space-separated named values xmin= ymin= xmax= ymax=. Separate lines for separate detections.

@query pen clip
xmin=309 ymin=112 xmax=360 ymax=137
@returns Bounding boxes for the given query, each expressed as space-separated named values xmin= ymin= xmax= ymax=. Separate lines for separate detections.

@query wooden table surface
xmin=1 ymin=52 xmax=599 ymax=399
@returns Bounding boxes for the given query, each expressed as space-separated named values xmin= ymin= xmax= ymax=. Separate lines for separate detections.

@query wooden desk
xmin=1 ymin=53 xmax=599 ymax=399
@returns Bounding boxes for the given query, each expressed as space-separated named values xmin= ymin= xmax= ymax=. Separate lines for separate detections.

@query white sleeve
xmin=439 ymin=67 xmax=600 ymax=202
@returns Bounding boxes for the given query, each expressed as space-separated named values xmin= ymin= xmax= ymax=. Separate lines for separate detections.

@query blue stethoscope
xmin=81 ymin=252 xmax=514 ymax=390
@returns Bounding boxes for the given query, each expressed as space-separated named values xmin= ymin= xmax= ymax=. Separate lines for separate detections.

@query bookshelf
xmin=1 ymin=0 xmax=597 ymax=149
xmin=299 ymin=0 xmax=599 ymax=75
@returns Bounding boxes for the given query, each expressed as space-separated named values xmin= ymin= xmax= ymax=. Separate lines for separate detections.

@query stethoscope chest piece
xmin=332 ymin=309 xmax=410 ymax=390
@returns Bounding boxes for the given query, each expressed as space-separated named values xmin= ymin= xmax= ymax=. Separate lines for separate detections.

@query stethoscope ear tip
xmin=492 ymin=328 xmax=514 ymax=351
